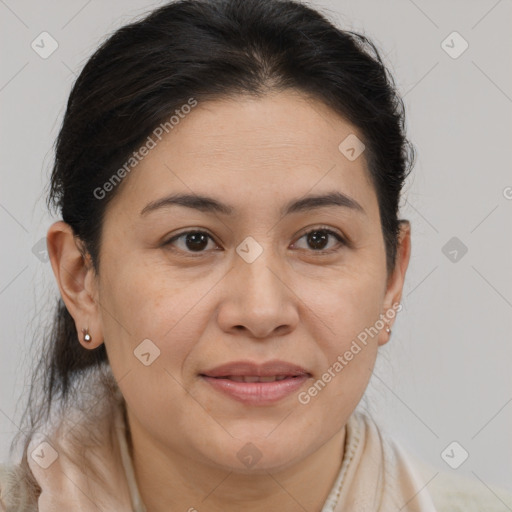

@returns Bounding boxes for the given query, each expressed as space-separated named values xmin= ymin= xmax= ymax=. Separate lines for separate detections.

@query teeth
xmin=223 ymin=375 xmax=291 ymax=383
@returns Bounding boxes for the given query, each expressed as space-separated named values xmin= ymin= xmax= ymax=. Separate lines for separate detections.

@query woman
xmin=1 ymin=0 xmax=511 ymax=510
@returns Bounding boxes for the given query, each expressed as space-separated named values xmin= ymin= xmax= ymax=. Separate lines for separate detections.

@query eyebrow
xmin=140 ymin=191 xmax=366 ymax=217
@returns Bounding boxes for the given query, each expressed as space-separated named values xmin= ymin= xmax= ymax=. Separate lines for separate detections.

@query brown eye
xmin=164 ymin=230 xmax=217 ymax=254
xmin=306 ymin=230 xmax=329 ymax=250
xmin=293 ymin=228 xmax=345 ymax=253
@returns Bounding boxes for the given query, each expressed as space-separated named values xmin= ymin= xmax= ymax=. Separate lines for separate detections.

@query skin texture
xmin=47 ymin=90 xmax=411 ymax=512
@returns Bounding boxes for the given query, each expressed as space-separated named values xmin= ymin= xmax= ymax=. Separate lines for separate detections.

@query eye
xmin=163 ymin=226 xmax=346 ymax=256
xmin=292 ymin=227 xmax=346 ymax=254
xmin=163 ymin=230 xmax=219 ymax=254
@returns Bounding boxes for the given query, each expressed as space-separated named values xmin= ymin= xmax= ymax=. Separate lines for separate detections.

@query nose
xmin=216 ymin=247 xmax=299 ymax=339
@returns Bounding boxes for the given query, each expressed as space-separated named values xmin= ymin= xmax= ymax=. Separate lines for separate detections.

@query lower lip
xmin=201 ymin=375 xmax=310 ymax=405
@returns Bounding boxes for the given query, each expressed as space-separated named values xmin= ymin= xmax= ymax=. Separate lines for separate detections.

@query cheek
xmin=292 ymin=266 xmax=384 ymax=403
xmin=98 ymin=254 xmax=216 ymax=371
xmin=295 ymin=265 xmax=385 ymax=343
xmin=100 ymin=261 xmax=207 ymax=427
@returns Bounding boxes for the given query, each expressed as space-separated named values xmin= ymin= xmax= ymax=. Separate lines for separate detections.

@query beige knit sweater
xmin=1 ymin=408 xmax=511 ymax=511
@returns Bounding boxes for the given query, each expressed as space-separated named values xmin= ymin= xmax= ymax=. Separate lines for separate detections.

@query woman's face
xmin=72 ymin=91 xmax=410 ymax=472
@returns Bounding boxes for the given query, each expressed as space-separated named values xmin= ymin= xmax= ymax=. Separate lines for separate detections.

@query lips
xmin=200 ymin=360 xmax=311 ymax=379
xmin=217 ymin=375 xmax=290 ymax=382
xmin=199 ymin=360 xmax=311 ymax=405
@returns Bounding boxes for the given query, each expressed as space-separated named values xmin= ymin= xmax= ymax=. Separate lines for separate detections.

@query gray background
xmin=1 ymin=0 xmax=511 ymax=496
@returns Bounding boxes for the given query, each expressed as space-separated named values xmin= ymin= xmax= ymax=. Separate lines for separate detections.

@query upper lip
xmin=200 ymin=360 xmax=311 ymax=378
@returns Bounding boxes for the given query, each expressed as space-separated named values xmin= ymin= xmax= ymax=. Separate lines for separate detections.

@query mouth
xmin=199 ymin=360 xmax=312 ymax=405
xmin=200 ymin=359 xmax=310 ymax=378
xmin=206 ymin=375 xmax=301 ymax=382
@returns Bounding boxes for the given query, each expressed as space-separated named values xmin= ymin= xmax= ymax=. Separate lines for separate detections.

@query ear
xmin=378 ymin=220 xmax=411 ymax=347
xmin=46 ymin=221 xmax=103 ymax=350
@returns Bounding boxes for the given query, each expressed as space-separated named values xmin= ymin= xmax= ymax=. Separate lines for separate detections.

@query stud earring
xmin=385 ymin=323 xmax=391 ymax=334
xmin=81 ymin=328 xmax=92 ymax=343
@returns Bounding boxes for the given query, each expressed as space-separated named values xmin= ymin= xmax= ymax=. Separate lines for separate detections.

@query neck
xmin=126 ymin=412 xmax=346 ymax=512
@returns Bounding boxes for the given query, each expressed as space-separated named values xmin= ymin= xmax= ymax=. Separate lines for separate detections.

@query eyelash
xmin=163 ymin=226 xmax=347 ymax=256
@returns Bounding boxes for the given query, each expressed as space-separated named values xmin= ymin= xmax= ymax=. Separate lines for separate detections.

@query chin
xmin=197 ymin=431 xmax=314 ymax=474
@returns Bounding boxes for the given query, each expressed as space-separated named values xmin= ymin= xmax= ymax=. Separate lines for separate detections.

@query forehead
xmin=108 ymin=90 xmax=378 ymax=221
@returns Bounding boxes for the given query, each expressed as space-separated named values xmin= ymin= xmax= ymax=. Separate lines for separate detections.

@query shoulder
xmin=0 ymin=462 xmax=38 ymax=512
xmin=413 ymin=456 xmax=512 ymax=512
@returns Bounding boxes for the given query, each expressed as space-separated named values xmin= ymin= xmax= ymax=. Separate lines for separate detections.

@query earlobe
xmin=378 ymin=220 xmax=411 ymax=346
xmin=46 ymin=221 xmax=103 ymax=349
